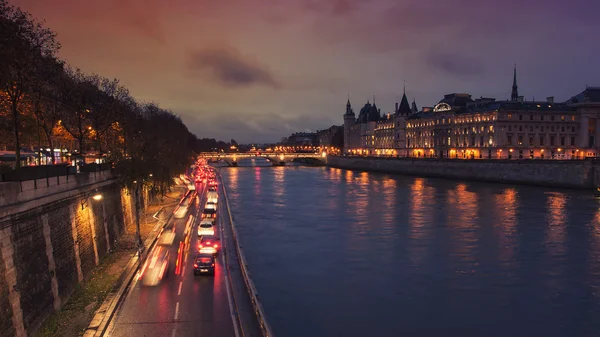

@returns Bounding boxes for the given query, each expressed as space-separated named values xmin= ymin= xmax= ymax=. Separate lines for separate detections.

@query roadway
xmin=105 ymin=181 xmax=237 ymax=337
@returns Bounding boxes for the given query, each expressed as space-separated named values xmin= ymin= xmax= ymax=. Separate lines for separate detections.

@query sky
xmin=11 ymin=0 xmax=600 ymax=143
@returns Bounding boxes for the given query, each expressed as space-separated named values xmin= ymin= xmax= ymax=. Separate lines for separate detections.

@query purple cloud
xmin=186 ymin=44 xmax=280 ymax=89
xmin=426 ymin=51 xmax=484 ymax=77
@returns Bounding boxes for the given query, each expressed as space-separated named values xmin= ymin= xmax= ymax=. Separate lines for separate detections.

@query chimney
xmin=395 ymin=102 xmax=398 ymax=112
xmin=517 ymin=96 xmax=524 ymax=103
xmin=546 ymin=96 xmax=554 ymax=104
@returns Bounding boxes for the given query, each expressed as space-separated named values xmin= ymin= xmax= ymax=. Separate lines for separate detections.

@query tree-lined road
xmin=106 ymin=183 xmax=236 ymax=337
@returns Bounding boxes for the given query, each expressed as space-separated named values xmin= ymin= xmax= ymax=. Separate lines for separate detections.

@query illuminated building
xmin=344 ymin=89 xmax=416 ymax=156
xmin=343 ymin=66 xmax=600 ymax=159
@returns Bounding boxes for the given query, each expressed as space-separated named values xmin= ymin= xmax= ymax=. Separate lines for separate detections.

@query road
xmin=106 ymin=182 xmax=237 ymax=337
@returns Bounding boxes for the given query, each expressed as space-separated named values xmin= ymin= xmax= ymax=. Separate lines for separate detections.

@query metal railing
xmin=217 ymin=169 xmax=275 ymax=337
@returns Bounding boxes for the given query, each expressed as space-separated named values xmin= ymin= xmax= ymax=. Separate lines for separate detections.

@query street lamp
xmin=81 ymin=189 xmax=103 ymax=210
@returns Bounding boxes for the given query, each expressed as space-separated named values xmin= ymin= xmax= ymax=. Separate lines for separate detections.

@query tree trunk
xmin=47 ymin=135 xmax=55 ymax=164
xmin=12 ymin=100 xmax=21 ymax=169
xmin=97 ymin=131 xmax=103 ymax=156
xmin=134 ymin=183 xmax=142 ymax=251
xmin=78 ymin=114 xmax=84 ymax=154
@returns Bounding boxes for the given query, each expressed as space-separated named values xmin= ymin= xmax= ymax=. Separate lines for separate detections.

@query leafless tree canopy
xmin=0 ymin=0 xmax=197 ymax=190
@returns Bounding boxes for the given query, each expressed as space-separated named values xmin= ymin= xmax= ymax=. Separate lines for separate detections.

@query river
xmin=219 ymin=159 xmax=600 ymax=337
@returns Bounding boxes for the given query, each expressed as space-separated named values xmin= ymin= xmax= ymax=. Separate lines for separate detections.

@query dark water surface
xmin=220 ymin=163 xmax=600 ymax=337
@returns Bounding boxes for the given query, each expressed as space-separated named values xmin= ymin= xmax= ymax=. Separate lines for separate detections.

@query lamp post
xmin=81 ymin=190 xmax=103 ymax=210
xmin=133 ymin=180 xmax=143 ymax=256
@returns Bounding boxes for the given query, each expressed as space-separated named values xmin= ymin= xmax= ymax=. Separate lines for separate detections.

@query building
xmin=343 ymin=67 xmax=600 ymax=159
xmin=343 ymin=90 xmax=416 ymax=156
xmin=317 ymin=125 xmax=343 ymax=147
xmin=284 ymin=132 xmax=319 ymax=147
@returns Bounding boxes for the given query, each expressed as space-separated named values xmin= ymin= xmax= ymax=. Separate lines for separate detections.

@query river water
xmin=219 ymin=159 xmax=600 ymax=337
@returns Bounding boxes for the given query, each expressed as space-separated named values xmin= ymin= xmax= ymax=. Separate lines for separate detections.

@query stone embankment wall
xmin=0 ymin=171 xmax=145 ymax=337
xmin=327 ymin=156 xmax=600 ymax=189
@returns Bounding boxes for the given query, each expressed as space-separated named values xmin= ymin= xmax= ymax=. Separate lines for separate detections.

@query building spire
xmin=511 ymin=64 xmax=519 ymax=101
xmin=347 ymin=94 xmax=351 ymax=106
xmin=373 ymin=95 xmax=376 ymax=105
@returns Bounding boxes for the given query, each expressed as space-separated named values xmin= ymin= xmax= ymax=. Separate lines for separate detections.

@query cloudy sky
xmin=12 ymin=0 xmax=600 ymax=143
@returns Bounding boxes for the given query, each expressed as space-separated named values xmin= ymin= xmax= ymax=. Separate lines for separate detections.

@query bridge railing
xmin=217 ymin=169 xmax=275 ymax=337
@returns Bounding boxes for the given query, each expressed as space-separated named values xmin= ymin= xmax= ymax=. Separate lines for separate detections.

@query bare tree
xmin=59 ymin=69 xmax=95 ymax=155
xmin=29 ymin=57 xmax=63 ymax=164
xmin=0 ymin=0 xmax=59 ymax=168
xmin=87 ymin=77 xmax=129 ymax=155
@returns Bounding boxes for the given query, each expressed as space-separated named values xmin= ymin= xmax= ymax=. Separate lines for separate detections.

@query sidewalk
xmin=35 ymin=187 xmax=186 ymax=337
xmin=119 ymin=189 xmax=185 ymax=250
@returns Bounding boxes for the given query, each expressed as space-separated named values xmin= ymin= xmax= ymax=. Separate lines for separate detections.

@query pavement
xmin=82 ymin=188 xmax=186 ymax=337
xmin=103 ymin=180 xmax=250 ymax=337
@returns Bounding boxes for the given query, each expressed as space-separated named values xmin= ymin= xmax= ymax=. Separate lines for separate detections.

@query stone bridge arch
xmin=202 ymin=153 xmax=327 ymax=167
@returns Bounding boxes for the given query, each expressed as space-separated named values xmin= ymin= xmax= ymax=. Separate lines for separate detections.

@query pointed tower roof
xmin=411 ymin=98 xmax=418 ymax=113
xmin=357 ymin=100 xmax=372 ymax=123
xmin=511 ymin=64 xmax=519 ymax=101
xmin=344 ymin=95 xmax=354 ymax=116
xmin=397 ymin=92 xmax=411 ymax=116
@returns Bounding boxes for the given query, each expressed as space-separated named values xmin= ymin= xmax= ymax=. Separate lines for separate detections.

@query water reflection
xmin=381 ymin=178 xmax=397 ymax=225
xmin=493 ymin=188 xmax=518 ymax=268
xmin=352 ymin=172 xmax=370 ymax=236
xmin=273 ymin=167 xmax=285 ymax=202
xmin=344 ymin=169 xmax=354 ymax=183
xmin=408 ymin=178 xmax=434 ymax=267
xmin=254 ymin=167 xmax=261 ymax=198
xmin=220 ymin=167 xmax=600 ymax=337
xmin=544 ymin=192 xmax=568 ymax=293
xmin=446 ymin=183 xmax=479 ymax=266
xmin=590 ymin=208 xmax=600 ymax=298
xmin=228 ymin=167 xmax=239 ymax=191
xmin=545 ymin=192 xmax=568 ymax=257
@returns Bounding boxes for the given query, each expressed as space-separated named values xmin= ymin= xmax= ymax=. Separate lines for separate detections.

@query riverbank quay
xmin=35 ymin=188 xmax=185 ymax=337
xmin=327 ymin=155 xmax=600 ymax=190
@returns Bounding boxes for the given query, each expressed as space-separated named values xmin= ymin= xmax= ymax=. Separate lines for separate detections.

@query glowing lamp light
xmin=279 ymin=155 xmax=284 ymax=161
xmin=321 ymin=152 xmax=327 ymax=158
xmin=92 ymin=194 xmax=103 ymax=201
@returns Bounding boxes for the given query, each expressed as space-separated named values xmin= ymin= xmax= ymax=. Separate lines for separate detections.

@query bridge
xmin=200 ymin=152 xmax=327 ymax=167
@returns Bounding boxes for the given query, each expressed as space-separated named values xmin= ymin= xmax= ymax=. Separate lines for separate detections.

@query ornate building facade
xmin=343 ymin=68 xmax=600 ymax=159
xmin=343 ymin=90 xmax=416 ymax=156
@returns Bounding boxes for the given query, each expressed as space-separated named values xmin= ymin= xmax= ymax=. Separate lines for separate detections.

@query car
xmin=138 ymin=245 xmax=170 ymax=286
xmin=198 ymin=235 xmax=220 ymax=255
xmin=208 ymin=185 xmax=217 ymax=192
xmin=197 ymin=219 xmax=215 ymax=236
xmin=205 ymin=200 xmax=217 ymax=210
xmin=207 ymin=191 xmax=218 ymax=203
xmin=193 ymin=253 xmax=216 ymax=275
xmin=202 ymin=207 xmax=217 ymax=219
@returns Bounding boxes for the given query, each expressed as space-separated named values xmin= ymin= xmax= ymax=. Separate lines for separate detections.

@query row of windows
xmin=507 ymin=125 xmax=576 ymax=133
xmin=507 ymin=135 xmax=576 ymax=146
xmin=407 ymin=114 xmax=497 ymax=128
xmin=507 ymin=113 xmax=575 ymax=122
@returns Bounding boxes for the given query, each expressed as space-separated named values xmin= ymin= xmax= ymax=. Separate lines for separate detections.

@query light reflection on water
xmin=493 ymin=188 xmax=518 ymax=269
xmin=220 ymin=166 xmax=600 ymax=337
